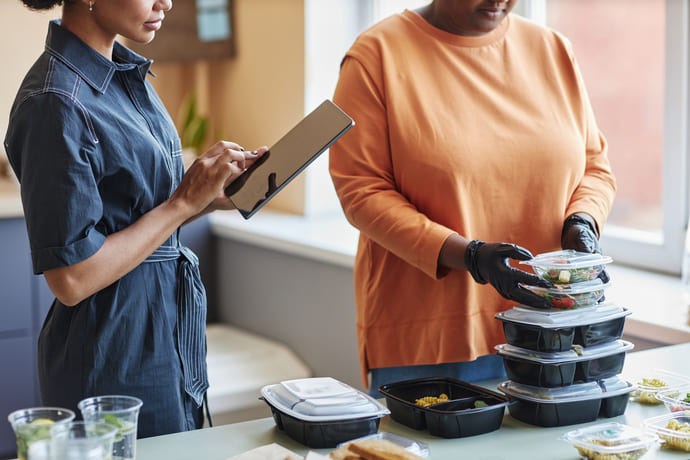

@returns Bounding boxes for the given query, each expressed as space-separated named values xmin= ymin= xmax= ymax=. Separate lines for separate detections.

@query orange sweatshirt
xmin=329 ymin=10 xmax=616 ymax=387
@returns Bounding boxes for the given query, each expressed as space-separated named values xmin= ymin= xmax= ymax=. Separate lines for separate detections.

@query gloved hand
xmin=465 ymin=240 xmax=554 ymax=309
xmin=561 ymin=213 xmax=610 ymax=283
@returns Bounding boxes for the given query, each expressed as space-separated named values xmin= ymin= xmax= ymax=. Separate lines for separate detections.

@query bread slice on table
xmin=329 ymin=439 xmax=424 ymax=460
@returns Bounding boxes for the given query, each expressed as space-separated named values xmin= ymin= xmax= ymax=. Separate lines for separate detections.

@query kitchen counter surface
xmin=137 ymin=343 xmax=690 ymax=460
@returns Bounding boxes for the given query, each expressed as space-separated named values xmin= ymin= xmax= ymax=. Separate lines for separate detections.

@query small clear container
xmin=561 ymin=422 xmax=658 ymax=460
xmin=521 ymin=249 xmax=612 ymax=284
xmin=655 ymin=383 xmax=690 ymax=414
xmin=643 ymin=412 xmax=690 ymax=452
xmin=626 ymin=369 xmax=690 ymax=405
xmin=522 ymin=279 xmax=610 ymax=309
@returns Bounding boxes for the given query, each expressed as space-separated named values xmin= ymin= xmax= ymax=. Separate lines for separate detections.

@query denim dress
xmin=4 ymin=20 xmax=208 ymax=437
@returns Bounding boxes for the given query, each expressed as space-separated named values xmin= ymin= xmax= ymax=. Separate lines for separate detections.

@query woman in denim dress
xmin=4 ymin=0 xmax=267 ymax=437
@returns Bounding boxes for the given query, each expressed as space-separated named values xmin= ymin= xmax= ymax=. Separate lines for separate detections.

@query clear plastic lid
xmin=495 ymin=303 xmax=629 ymax=328
xmin=625 ymin=369 xmax=690 ymax=393
xmin=562 ymin=422 xmax=658 ymax=456
xmin=497 ymin=380 xmax=603 ymax=403
xmin=656 ymin=383 xmax=690 ymax=408
xmin=522 ymin=250 xmax=613 ymax=270
xmin=524 ymin=278 xmax=610 ymax=295
xmin=598 ymin=376 xmax=637 ymax=394
xmin=643 ymin=412 xmax=690 ymax=442
xmin=261 ymin=377 xmax=390 ymax=422
xmin=495 ymin=340 xmax=633 ymax=364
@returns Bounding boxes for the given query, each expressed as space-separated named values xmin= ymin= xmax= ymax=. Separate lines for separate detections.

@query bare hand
xmin=171 ymin=141 xmax=268 ymax=217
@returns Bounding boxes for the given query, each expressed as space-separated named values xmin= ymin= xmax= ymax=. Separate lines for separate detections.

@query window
xmin=518 ymin=0 xmax=689 ymax=274
xmin=305 ymin=1 xmax=687 ymax=275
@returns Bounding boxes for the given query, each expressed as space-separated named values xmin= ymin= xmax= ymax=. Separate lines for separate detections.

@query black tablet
xmin=225 ymin=100 xmax=354 ymax=219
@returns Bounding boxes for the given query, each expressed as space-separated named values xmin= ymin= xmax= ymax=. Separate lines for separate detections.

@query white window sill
xmin=210 ymin=210 xmax=690 ymax=344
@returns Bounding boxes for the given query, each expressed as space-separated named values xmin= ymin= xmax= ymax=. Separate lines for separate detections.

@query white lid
xmin=521 ymin=250 xmax=613 ymax=269
xmin=261 ymin=377 xmax=389 ymax=422
xmin=562 ymin=422 xmax=658 ymax=455
xmin=656 ymin=383 xmax=690 ymax=406
xmin=598 ymin=376 xmax=637 ymax=394
xmin=495 ymin=303 xmax=629 ymax=328
xmin=495 ymin=340 xmax=633 ymax=364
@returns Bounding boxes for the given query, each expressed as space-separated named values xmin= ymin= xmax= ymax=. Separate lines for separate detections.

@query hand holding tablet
xmin=224 ymin=100 xmax=354 ymax=219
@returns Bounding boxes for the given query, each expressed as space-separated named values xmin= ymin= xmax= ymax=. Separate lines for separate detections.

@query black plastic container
xmin=498 ymin=377 xmax=635 ymax=427
xmin=496 ymin=340 xmax=633 ymax=387
xmin=263 ymin=398 xmax=384 ymax=448
xmin=495 ymin=304 xmax=630 ymax=352
xmin=260 ymin=377 xmax=390 ymax=448
xmin=378 ymin=376 xmax=511 ymax=438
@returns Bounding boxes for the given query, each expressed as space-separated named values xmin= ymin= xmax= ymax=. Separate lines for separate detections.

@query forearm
xmin=437 ymin=233 xmax=470 ymax=275
xmin=44 ymin=198 xmax=189 ymax=306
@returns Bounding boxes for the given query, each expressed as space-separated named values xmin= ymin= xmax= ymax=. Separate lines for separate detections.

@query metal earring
xmin=89 ymin=1 xmax=93 ymax=11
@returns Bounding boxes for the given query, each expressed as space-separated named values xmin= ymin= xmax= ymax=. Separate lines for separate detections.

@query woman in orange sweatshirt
xmin=329 ymin=0 xmax=616 ymax=396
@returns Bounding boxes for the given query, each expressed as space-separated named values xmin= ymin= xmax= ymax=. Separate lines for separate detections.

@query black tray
xmin=378 ymin=376 xmax=511 ymax=438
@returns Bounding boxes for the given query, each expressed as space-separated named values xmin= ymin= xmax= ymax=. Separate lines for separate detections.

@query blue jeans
xmin=369 ymin=354 xmax=506 ymax=399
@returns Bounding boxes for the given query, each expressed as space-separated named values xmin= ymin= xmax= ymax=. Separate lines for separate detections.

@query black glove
xmin=465 ymin=240 xmax=554 ymax=309
xmin=561 ymin=214 xmax=610 ymax=283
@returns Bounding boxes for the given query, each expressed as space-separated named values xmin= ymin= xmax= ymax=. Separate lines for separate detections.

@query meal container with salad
xmin=378 ymin=376 xmax=511 ymax=438
xmin=521 ymin=249 xmax=612 ymax=284
xmin=495 ymin=303 xmax=630 ymax=353
xmin=260 ymin=377 xmax=390 ymax=448
xmin=495 ymin=340 xmax=633 ymax=388
xmin=497 ymin=377 xmax=636 ymax=427
xmin=656 ymin=383 xmax=690 ymax=413
xmin=643 ymin=412 xmax=690 ymax=452
xmin=521 ymin=279 xmax=610 ymax=309
xmin=561 ymin=422 xmax=659 ymax=460
xmin=625 ymin=369 xmax=690 ymax=405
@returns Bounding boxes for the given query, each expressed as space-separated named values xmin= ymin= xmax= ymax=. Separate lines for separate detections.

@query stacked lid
xmin=494 ymin=250 xmax=636 ymax=427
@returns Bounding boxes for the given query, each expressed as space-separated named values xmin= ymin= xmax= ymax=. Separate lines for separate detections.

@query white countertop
xmin=136 ymin=343 xmax=690 ymax=460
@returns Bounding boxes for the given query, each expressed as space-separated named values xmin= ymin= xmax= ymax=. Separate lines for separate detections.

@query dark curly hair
xmin=20 ymin=0 xmax=75 ymax=11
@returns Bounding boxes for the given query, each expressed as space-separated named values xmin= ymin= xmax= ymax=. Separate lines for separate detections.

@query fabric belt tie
xmin=144 ymin=244 xmax=209 ymax=406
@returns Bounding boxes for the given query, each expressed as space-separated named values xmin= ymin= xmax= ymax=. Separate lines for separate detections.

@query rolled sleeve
xmin=7 ymin=92 xmax=105 ymax=273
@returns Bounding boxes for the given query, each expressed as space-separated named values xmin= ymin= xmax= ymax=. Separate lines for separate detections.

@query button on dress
xmin=4 ymin=20 xmax=208 ymax=437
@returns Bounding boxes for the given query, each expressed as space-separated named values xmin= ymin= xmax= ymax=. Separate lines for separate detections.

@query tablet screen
xmin=225 ymin=100 xmax=354 ymax=219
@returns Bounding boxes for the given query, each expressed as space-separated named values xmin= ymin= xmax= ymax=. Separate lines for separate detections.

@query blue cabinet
xmin=0 ymin=218 xmax=40 ymax=459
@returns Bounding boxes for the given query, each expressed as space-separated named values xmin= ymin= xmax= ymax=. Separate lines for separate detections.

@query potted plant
xmin=178 ymin=92 xmax=209 ymax=169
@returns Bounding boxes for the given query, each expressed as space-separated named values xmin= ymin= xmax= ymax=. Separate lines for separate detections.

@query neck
xmin=61 ymin=3 xmax=115 ymax=60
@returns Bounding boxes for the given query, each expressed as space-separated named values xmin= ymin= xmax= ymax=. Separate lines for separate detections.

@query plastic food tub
xmin=626 ymin=369 xmax=690 ymax=405
xmin=522 ymin=279 xmax=610 ymax=309
xmin=656 ymin=383 xmax=690 ymax=414
xmin=336 ymin=432 xmax=430 ymax=458
xmin=495 ymin=303 xmax=630 ymax=352
xmin=498 ymin=377 xmax=636 ymax=427
xmin=378 ymin=376 xmax=511 ymax=438
xmin=521 ymin=250 xmax=612 ymax=284
xmin=643 ymin=412 xmax=690 ymax=452
xmin=260 ymin=377 xmax=390 ymax=448
xmin=495 ymin=340 xmax=633 ymax=387
xmin=561 ymin=422 xmax=658 ymax=460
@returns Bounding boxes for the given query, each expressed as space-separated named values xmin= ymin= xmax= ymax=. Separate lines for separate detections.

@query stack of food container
xmin=494 ymin=250 xmax=637 ymax=427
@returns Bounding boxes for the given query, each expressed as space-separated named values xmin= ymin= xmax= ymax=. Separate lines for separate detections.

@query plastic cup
xmin=7 ymin=407 xmax=75 ymax=460
xmin=50 ymin=421 xmax=117 ymax=460
xmin=78 ymin=396 xmax=143 ymax=460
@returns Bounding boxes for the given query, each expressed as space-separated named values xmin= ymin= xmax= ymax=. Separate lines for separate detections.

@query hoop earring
xmin=89 ymin=1 xmax=93 ymax=11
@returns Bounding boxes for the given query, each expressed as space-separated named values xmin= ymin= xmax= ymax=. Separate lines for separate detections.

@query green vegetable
xmin=682 ymin=393 xmax=690 ymax=403
xmin=474 ymin=400 xmax=488 ymax=408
